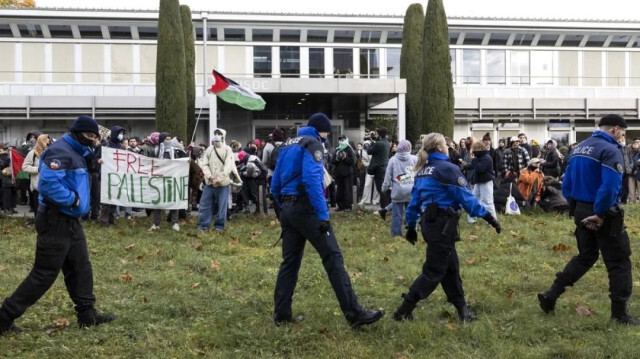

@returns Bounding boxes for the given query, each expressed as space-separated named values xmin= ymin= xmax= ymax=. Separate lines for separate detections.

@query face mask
xmin=76 ymin=134 xmax=95 ymax=148
xmin=117 ymin=133 xmax=124 ymax=141
xmin=339 ymin=140 xmax=347 ymax=145
xmin=213 ymin=135 xmax=221 ymax=143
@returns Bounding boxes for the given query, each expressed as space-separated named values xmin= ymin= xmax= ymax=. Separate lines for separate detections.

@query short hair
xmin=471 ymin=141 xmax=486 ymax=152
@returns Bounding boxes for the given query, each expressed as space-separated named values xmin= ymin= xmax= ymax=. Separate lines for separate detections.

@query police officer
xmin=0 ymin=116 xmax=116 ymax=335
xmin=393 ymin=133 xmax=501 ymax=322
xmin=538 ymin=114 xmax=640 ymax=325
xmin=270 ymin=113 xmax=384 ymax=328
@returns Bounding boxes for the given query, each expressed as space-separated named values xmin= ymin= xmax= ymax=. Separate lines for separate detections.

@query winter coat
xmin=332 ymin=145 xmax=355 ymax=178
xmin=381 ymin=151 xmax=417 ymax=203
xmin=518 ymin=166 xmax=545 ymax=202
xmin=471 ymin=150 xmax=495 ymax=184
xmin=108 ymin=126 xmax=126 ymax=150
xmin=22 ymin=149 xmax=40 ymax=191
xmin=200 ymin=128 xmax=236 ymax=187
xmin=542 ymin=146 xmax=562 ymax=178
xmin=366 ymin=139 xmax=390 ymax=174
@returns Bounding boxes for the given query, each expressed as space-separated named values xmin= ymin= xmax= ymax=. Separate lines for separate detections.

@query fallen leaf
xmin=319 ymin=327 xmax=329 ymax=335
xmin=193 ymin=242 xmax=203 ymax=251
xmin=576 ymin=303 xmax=596 ymax=317
xmin=510 ymin=230 xmax=518 ymax=238
xmin=350 ymin=272 xmax=363 ymax=280
xmin=53 ymin=317 xmax=70 ymax=328
xmin=136 ymin=255 xmax=144 ymax=260
xmin=155 ymin=248 xmax=163 ymax=255
xmin=444 ymin=322 xmax=455 ymax=330
xmin=252 ymin=230 xmax=262 ymax=236
xmin=553 ymin=243 xmax=572 ymax=252
xmin=90 ymin=249 xmax=98 ymax=255
xmin=168 ymin=260 xmax=175 ymax=268
xmin=142 ymin=297 xmax=149 ymax=303
xmin=469 ymin=235 xmax=478 ymax=241
xmin=0 ymin=265 xmax=7 ymax=271
xmin=465 ymin=258 xmax=475 ymax=265
xmin=270 ymin=220 xmax=277 ymax=226
xmin=194 ymin=348 xmax=205 ymax=355
xmin=229 ymin=237 xmax=240 ymax=246
xmin=120 ymin=273 xmax=133 ymax=282
xmin=397 ymin=275 xmax=406 ymax=282
xmin=383 ymin=256 xmax=389 ymax=262
xmin=507 ymin=290 xmax=515 ymax=302
xmin=124 ymin=243 xmax=135 ymax=251
xmin=209 ymin=260 xmax=220 ymax=271
xmin=3 ymin=228 xmax=11 ymax=234
xmin=117 ymin=231 xmax=126 ymax=236
xmin=120 ymin=259 xmax=128 ymax=265
xmin=192 ymin=282 xmax=200 ymax=289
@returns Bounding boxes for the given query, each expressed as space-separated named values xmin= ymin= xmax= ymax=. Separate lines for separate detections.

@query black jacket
xmin=471 ymin=150 xmax=495 ymax=184
xmin=332 ymin=146 xmax=355 ymax=178
xmin=542 ymin=149 xmax=561 ymax=178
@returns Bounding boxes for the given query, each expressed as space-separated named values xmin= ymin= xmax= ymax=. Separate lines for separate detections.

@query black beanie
xmin=598 ymin=114 xmax=627 ymax=128
xmin=307 ymin=113 xmax=332 ymax=133
xmin=69 ymin=115 xmax=99 ymax=136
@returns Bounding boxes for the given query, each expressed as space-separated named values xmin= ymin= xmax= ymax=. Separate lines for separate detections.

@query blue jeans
xmin=391 ymin=202 xmax=407 ymax=237
xmin=197 ymin=185 xmax=230 ymax=231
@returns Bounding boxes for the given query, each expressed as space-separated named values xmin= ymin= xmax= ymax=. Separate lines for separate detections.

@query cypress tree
xmin=422 ymin=0 xmax=454 ymax=138
xmin=181 ymin=5 xmax=196 ymax=142
xmin=156 ymin=0 xmax=187 ymax=141
xmin=400 ymin=3 xmax=424 ymax=143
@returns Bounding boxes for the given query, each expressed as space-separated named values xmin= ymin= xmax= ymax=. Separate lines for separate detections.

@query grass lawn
xmin=2 ymin=206 xmax=640 ymax=358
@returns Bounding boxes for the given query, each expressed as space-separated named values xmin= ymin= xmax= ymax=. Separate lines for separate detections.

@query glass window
xmin=195 ymin=27 xmax=203 ymax=41
xmin=531 ymin=51 xmax=553 ymax=85
xmin=333 ymin=48 xmax=353 ymax=77
xmin=137 ymin=26 xmax=157 ymax=40
xmin=253 ymin=46 xmax=271 ymax=78
xmin=48 ymin=24 xmax=73 ymax=38
xmin=537 ymin=34 xmax=559 ymax=46
xmin=280 ymin=29 xmax=300 ymax=42
xmin=513 ymin=33 xmax=534 ymax=46
xmin=449 ymin=32 xmax=460 ymax=45
xmin=307 ymin=29 xmax=327 ymax=42
xmin=78 ymin=25 xmax=102 ymax=39
xmin=334 ymin=30 xmax=355 ymax=43
xmin=208 ymin=28 xmax=217 ymax=41
xmin=561 ymin=34 xmax=583 ymax=47
xmin=360 ymin=31 xmax=381 ymax=43
xmin=280 ymin=46 xmax=300 ymax=78
xmin=360 ymin=49 xmax=379 ymax=78
xmin=486 ymin=50 xmax=506 ymax=84
xmin=108 ymin=26 xmax=132 ymax=39
xmin=585 ymin=35 xmax=607 ymax=47
xmin=488 ymin=33 xmax=509 ymax=45
xmin=252 ymin=29 xmax=272 ymax=42
xmin=309 ymin=48 xmax=325 ymax=78
xmin=511 ymin=50 xmax=530 ymax=85
xmin=0 ymin=24 xmax=12 ymax=37
xmin=386 ymin=30 xmax=402 ymax=44
xmin=463 ymin=32 xmax=485 ymax=45
xmin=609 ymin=35 xmax=630 ymax=48
xmin=18 ymin=24 xmax=43 ymax=38
xmin=450 ymin=49 xmax=456 ymax=82
xmin=462 ymin=49 xmax=480 ymax=84
xmin=224 ymin=28 xmax=245 ymax=41
xmin=387 ymin=48 xmax=401 ymax=79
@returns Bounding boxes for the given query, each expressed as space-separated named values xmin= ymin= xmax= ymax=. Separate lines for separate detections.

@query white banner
xmin=100 ymin=147 xmax=189 ymax=210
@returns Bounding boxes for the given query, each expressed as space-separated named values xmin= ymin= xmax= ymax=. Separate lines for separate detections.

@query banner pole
xmin=190 ymin=106 xmax=204 ymax=145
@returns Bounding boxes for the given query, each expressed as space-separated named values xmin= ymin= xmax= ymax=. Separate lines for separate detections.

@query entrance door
xmin=253 ymin=119 xmax=344 ymax=149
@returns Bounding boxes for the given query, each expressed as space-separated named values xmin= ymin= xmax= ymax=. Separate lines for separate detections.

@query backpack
xmin=269 ymin=143 xmax=283 ymax=171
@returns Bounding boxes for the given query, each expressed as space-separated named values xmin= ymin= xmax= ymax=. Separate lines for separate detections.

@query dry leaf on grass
xmin=397 ymin=275 xmax=405 ymax=282
xmin=229 ymin=237 xmax=240 ymax=245
xmin=191 ymin=282 xmax=200 ymax=289
xmin=469 ymin=235 xmax=478 ymax=241
xmin=553 ymin=243 xmax=572 ymax=252
xmin=124 ymin=243 xmax=135 ymax=250
xmin=120 ymin=259 xmax=128 ymax=265
xmin=576 ymin=303 xmax=596 ymax=317
xmin=507 ymin=290 xmax=515 ymax=302
xmin=120 ymin=273 xmax=133 ymax=282
xmin=53 ymin=317 xmax=70 ymax=328
xmin=90 ymin=249 xmax=98 ymax=255
xmin=193 ymin=242 xmax=203 ymax=251
xmin=168 ymin=260 xmax=175 ymax=267
xmin=209 ymin=260 xmax=220 ymax=271
xmin=0 ymin=265 xmax=7 ymax=271
xmin=350 ymin=272 xmax=363 ymax=280
xmin=465 ymin=258 xmax=475 ymax=265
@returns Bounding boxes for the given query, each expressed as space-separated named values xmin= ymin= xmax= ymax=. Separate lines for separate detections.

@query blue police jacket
xmin=562 ymin=130 xmax=623 ymax=217
xmin=38 ymin=134 xmax=91 ymax=217
xmin=406 ymin=152 xmax=488 ymax=228
xmin=270 ymin=126 xmax=329 ymax=221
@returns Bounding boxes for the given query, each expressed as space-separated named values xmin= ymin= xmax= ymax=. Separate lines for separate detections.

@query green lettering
xmin=117 ymin=174 xmax=129 ymax=200
xmin=107 ymin=173 xmax=123 ymax=200
xmin=149 ymin=177 xmax=162 ymax=204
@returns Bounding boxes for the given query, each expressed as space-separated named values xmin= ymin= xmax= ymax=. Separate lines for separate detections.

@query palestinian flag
xmin=9 ymin=148 xmax=24 ymax=182
xmin=207 ymin=70 xmax=266 ymax=111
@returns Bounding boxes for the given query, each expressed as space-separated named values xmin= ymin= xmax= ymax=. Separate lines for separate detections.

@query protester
xmin=271 ymin=113 xmax=383 ymax=328
xmin=197 ymin=128 xmax=237 ymax=232
xmin=541 ymin=139 xmax=562 ymax=179
xmin=393 ymin=133 xmax=500 ymax=323
xmin=0 ymin=115 xmax=116 ymax=335
xmin=538 ymin=176 xmax=569 ymax=213
xmin=149 ymin=133 xmax=184 ymax=232
xmin=332 ymin=135 xmax=355 ymax=212
xmin=518 ymin=133 xmax=532 ymax=157
xmin=503 ymin=136 xmax=530 ymax=176
xmin=366 ymin=128 xmax=391 ymax=210
xmin=538 ymin=114 xmax=640 ymax=325
xmin=21 ymin=134 xmax=51 ymax=214
xmin=470 ymin=140 xmax=497 ymax=221
xmin=381 ymin=139 xmax=416 ymax=237
xmin=239 ymin=145 xmax=267 ymax=215
xmin=99 ymin=126 xmax=126 ymax=227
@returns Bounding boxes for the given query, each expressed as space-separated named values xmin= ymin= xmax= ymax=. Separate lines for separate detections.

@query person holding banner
xmin=197 ymin=128 xmax=237 ymax=233
xmin=0 ymin=115 xmax=116 ymax=335
xmin=99 ymin=126 xmax=126 ymax=227
xmin=149 ymin=133 xmax=185 ymax=232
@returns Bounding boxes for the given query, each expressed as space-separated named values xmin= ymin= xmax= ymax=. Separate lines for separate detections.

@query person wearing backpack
xmin=240 ymin=145 xmax=268 ymax=215
xmin=263 ymin=128 xmax=286 ymax=217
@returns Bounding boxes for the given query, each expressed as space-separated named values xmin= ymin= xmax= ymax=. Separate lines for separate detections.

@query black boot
xmin=455 ymin=305 xmax=477 ymax=322
xmin=537 ymin=291 xmax=557 ymax=314
xmin=274 ymin=314 xmax=305 ymax=326
xmin=77 ymin=308 xmax=117 ymax=328
xmin=611 ymin=301 xmax=640 ymax=325
xmin=346 ymin=309 xmax=384 ymax=328
xmin=392 ymin=300 xmax=416 ymax=321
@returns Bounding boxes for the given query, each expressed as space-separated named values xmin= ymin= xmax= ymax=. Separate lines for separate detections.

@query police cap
xmin=598 ymin=114 xmax=627 ymax=128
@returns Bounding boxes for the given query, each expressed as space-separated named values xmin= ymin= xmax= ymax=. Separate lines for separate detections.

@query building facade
xmin=1 ymin=8 xmax=640 ymax=149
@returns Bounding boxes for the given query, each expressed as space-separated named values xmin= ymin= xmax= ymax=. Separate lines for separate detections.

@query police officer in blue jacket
xmin=393 ymin=133 xmax=501 ymax=322
xmin=0 ymin=116 xmax=116 ymax=335
xmin=271 ymin=113 xmax=384 ymax=328
xmin=538 ymin=114 xmax=640 ymax=325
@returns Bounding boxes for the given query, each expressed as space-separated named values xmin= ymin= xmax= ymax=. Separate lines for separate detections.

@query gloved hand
xmin=319 ymin=220 xmax=331 ymax=234
xmin=482 ymin=213 xmax=501 ymax=234
xmin=405 ymin=227 xmax=418 ymax=245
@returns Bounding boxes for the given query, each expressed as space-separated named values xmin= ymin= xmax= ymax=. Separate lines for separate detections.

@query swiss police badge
xmin=314 ymin=150 xmax=324 ymax=162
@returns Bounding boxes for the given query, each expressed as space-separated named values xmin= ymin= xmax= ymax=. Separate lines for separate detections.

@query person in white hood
xmin=197 ymin=128 xmax=239 ymax=232
xmin=381 ymin=140 xmax=417 ymax=237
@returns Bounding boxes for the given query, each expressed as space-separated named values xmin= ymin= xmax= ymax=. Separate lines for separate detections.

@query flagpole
xmin=190 ymin=106 xmax=203 ymax=145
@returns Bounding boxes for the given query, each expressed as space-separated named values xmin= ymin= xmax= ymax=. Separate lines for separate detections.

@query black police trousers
xmin=273 ymin=200 xmax=362 ymax=321
xmin=405 ymin=214 xmax=466 ymax=307
xmin=0 ymin=208 xmax=96 ymax=323
xmin=551 ymin=202 xmax=632 ymax=302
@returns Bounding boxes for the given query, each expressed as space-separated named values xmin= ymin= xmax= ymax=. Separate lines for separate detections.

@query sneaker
xmin=172 ymin=223 xmax=180 ymax=232
xmin=125 ymin=215 xmax=132 ymax=220
xmin=148 ymin=224 xmax=160 ymax=232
